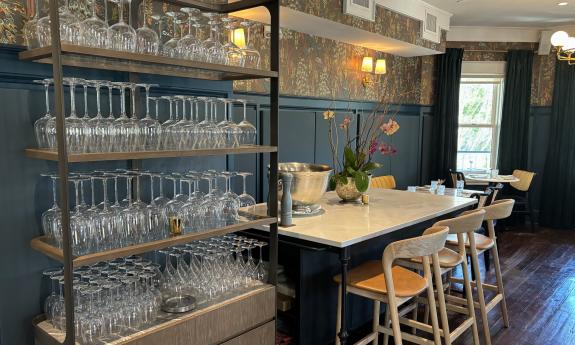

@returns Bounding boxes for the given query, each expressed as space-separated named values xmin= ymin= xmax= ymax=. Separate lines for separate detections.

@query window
xmin=456 ymin=77 xmax=504 ymax=171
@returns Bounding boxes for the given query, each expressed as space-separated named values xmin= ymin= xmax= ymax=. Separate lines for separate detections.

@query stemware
xmin=234 ymin=99 xmax=257 ymax=145
xmin=216 ymin=98 xmax=241 ymax=148
xmin=34 ymin=79 xmax=53 ymax=149
xmin=41 ymin=173 xmax=62 ymax=246
xmin=81 ymin=0 xmax=108 ymax=48
xmin=220 ymin=17 xmax=244 ymax=67
xmin=137 ymin=84 xmax=161 ymax=150
xmin=177 ymin=8 xmax=202 ymax=60
xmin=24 ymin=0 xmax=41 ymax=49
xmin=86 ymin=80 xmax=110 ymax=153
xmin=162 ymin=11 xmax=182 ymax=58
xmin=240 ymin=21 xmax=261 ymax=69
xmin=63 ymin=77 xmax=86 ymax=153
xmin=205 ymin=18 xmax=227 ymax=65
xmin=236 ymin=172 xmax=256 ymax=210
xmin=108 ymin=0 xmax=136 ymax=52
xmin=112 ymin=82 xmax=137 ymax=152
xmin=136 ymin=0 xmax=160 ymax=54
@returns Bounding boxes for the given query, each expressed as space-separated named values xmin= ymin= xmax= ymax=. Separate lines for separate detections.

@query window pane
xmin=457 ymin=127 xmax=493 ymax=170
xmin=459 ymin=83 xmax=494 ymax=125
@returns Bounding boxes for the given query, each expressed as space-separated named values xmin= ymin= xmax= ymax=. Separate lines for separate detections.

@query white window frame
xmin=457 ymin=75 xmax=504 ymax=171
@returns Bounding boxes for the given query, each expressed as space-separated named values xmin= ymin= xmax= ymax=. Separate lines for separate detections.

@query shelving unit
xmin=23 ymin=0 xmax=280 ymax=343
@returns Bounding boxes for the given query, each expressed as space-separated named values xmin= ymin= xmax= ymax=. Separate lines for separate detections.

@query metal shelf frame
xmin=32 ymin=0 xmax=279 ymax=343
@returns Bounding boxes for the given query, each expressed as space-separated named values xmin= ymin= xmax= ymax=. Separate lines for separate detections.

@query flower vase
xmin=335 ymin=176 xmax=371 ymax=202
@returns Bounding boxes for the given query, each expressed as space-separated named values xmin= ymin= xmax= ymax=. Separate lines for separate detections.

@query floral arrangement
xmin=325 ymin=89 xmax=403 ymax=193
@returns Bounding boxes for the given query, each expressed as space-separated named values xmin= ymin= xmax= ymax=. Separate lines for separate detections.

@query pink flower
xmin=380 ymin=119 xmax=400 ymax=136
xmin=368 ymin=139 xmax=378 ymax=155
xmin=339 ymin=116 xmax=351 ymax=129
xmin=379 ymin=143 xmax=397 ymax=156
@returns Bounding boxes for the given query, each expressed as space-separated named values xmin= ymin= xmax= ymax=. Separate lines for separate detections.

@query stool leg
xmin=373 ymin=301 xmax=380 ymax=345
xmin=423 ymin=262 xmax=442 ymax=345
xmin=469 ymin=245 xmax=491 ymax=345
xmin=411 ymin=303 xmax=418 ymax=335
xmin=336 ymin=284 xmax=342 ymax=345
xmin=491 ymin=244 xmax=510 ymax=327
xmin=461 ymin=253 xmax=480 ymax=345
xmin=383 ymin=306 xmax=391 ymax=345
xmin=433 ymin=261 xmax=451 ymax=345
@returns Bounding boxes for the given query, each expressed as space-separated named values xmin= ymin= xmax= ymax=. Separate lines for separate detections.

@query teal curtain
xmin=539 ymin=61 xmax=575 ymax=229
xmin=430 ymin=48 xmax=464 ymax=180
xmin=497 ymin=50 xmax=533 ymax=174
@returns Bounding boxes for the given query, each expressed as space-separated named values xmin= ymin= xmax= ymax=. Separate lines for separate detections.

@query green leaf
xmin=346 ymin=166 xmax=356 ymax=176
xmin=344 ymin=146 xmax=356 ymax=169
xmin=329 ymin=176 xmax=337 ymax=190
xmin=358 ymin=152 xmax=366 ymax=167
xmin=337 ymin=174 xmax=348 ymax=185
xmin=362 ymin=162 xmax=381 ymax=172
xmin=353 ymin=170 xmax=369 ymax=193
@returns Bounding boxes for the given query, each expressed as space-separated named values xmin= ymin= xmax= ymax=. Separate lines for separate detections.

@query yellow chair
xmin=509 ymin=169 xmax=536 ymax=231
xmin=372 ymin=175 xmax=396 ymax=189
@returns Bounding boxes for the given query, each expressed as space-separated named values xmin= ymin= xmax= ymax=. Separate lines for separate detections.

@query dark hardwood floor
xmin=451 ymin=227 xmax=575 ymax=345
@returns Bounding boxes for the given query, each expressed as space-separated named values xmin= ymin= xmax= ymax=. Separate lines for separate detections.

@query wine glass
xmin=63 ymin=77 xmax=86 ymax=153
xmin=177 ymin=8 xmax=202 ymax=59
xmin=24 ymin=0 xmax=41 ymax=49
xmin=41 ymin=173 xmax=62 ymax=246
xmin=216 ymin=98 xmax=241 ymax=148
xmin=137 ymin=83 xmax=161 ymax=150
xmin=234 ymin=99 xmax=257 ymax=145
xmin=136 ymin=0 xmax=159 ymax=54
xmin=34 ymin=79 xmax=53 ymax=149
xmin=112 ymin=82 xmax=137 ymax=152
xmin=81 ymin=0 xmax=108 ymax=48
xmin=36 ymin=0 xmax=80 ymax=47
xmin=162 ymin=11 xmax=182 ymax=58
xmin=240 ymin=21 xmax=261 ymax=69
xmin=205 ymin=19 xmax=226 ymax=65
xmin=221 ymin=17 xmax=244 ymax=67
xmin=108 ymin=0 xmax=136 ymax=52
xmin=236 ymin=172 xmax=256 ymax=211
xmin=86 ymin=80 xmax=110 ymax=152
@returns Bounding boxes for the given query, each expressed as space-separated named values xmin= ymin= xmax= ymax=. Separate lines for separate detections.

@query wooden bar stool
xmin=334 ymin=226 xmax=449 ymax=345
xmin=401 ymin=209 xmax=485 ymax=345
xmin=445 ymin=199 xmax=515 ymax=345
xmin=372 ymin=175 xmax=396 ymax=189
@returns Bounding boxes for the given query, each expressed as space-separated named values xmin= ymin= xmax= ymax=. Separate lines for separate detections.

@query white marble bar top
xmin=251 ymin=188 xmax=476 ymax=248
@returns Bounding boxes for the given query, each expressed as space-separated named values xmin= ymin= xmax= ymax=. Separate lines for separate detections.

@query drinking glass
xmin=136 ymin=0 xmax=159 ymax=54
xmin=219 ymin=171 xmax=240 ymax=225
xmin=112 ymin=82 xmax=137 ymax=152
xmin=177 ymin=8 xmax=202 ymax=59
xmin=41 ymin=173 xmax=62 ymax=246
xmin=24 ymin=0 xmax=41 ymax=48
xmin=127 ymin=83 xmax=142 ymax=151
xmin=221 ymin=17 xmax=244 ymax=67
xmin=63 ymin=77 xmax=86 ymax=153
xmin=160 ymin=96 xmax=177 ymax=149
xmin=137 ymin=84 xmax=161 ymax=150
xmin=206 ymin=19 xmax=227 ymax=65
xmin=235 ymin=99 xmax=257 ymax=145
xmin=162 ymin=11 xmax=181 ymax=57
xmin=37 ymin=0 xmax=81 ymax=46
xmin=86 ymin=80 xmax=110 ymax=152
xmin=217 ymin=98 xmax=241 ymax=148
xmin=240 ymin=21 xmax=261 ymax=69
xmin=34 ymin=79 xmax=53 ymax=149
xmin=81 ymin=0 xmax=108 ymax=48
xmin=236 ymin=172 xmax=256 ymax=211
xmin=108 ymin=0 xmax=136 ymax=52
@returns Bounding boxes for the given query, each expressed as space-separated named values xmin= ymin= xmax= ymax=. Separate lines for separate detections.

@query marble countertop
xmin=251 ymin=188 xmax=476 ymax=248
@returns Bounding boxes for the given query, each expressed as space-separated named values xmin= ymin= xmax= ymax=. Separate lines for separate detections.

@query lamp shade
xmin=563 ymin=36 xmax=575 ymax=51
xmin=232 ymin=28 xmax=247 ymax=49
xmin=361 ymin=57 xmax=374 ymax=73
xmin=551 ymin=31 xmax=569 ymax=47
xmin=375 ymin=59 xmax=387 ymax=74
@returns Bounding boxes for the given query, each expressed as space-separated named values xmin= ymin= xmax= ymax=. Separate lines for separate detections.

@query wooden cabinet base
xmin=33 ymin=285 xmax=276 ymax=345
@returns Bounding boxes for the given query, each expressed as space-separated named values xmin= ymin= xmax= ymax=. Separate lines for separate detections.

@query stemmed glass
xmin=23 ymin=0 xmax=41 ymax=49
xmin=137 ymin=83 xmax=161 ymax=150
xmin=235 ymin=99 xmax=257 ymax=145
xmin=127 ymin=83 xmax=142 ymax=151
xmin=86 ymin=80 xmax=110 ymax=153
xmin=41 ymin=173 xmax=62 ymax=246
xmin=69 ymin=176 xmax=90 ymax=255
xmin=136 ymin=0 xmax=159 ymax=55
xmin=112 ymin=82 xmax=137 ymax=152
xmin=108 ymin=0 xmax=136 ymax=52
xmin=219 ymin=171 xmax=240 ymax=225
xmin=160 ymin=96 xmax=177 ymax=149
xmin=34 ymin=79 xmax=54 ymax=149
xmin=81 ymin=0 xmax=108 ymax=48
xmin=221 ymin=17 xmax=244 ymax=67
xmin=236 ymin=172 xmax=256 ymax=211
xmin=205 ymin=18 xmax=227 ymax=65
xmin=177 ymin=8 xmax=202 ymax=59
xmin=240 ymin=21 xmax=261 ymax=69
xmin=217 ymin=98 xmax=242 ymax=148
xmin=162 ymin=11 xmax=182 ymax=58
xmin=63 ymin=77 xmax=86 ymax=153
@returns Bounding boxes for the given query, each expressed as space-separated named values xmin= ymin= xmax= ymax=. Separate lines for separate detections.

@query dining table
xmin=250 ymin=188 xmax=477 ymax=345
xmin=465 ymin=173 xmax=520 ymax=185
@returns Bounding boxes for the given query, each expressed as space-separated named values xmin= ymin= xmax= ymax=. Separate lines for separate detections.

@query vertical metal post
xmin=266 ymin=0 xmax=280 ymax=287
xmin=338 ymin=247 xmax=351 ymax=345
xmin=48 ymin=0 xmax=74 ymax=343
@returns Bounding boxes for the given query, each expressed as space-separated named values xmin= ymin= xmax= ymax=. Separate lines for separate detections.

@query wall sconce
xmin=551 ymin=30 xmax=575 ymax=65
xmin=361 ymin=56 xmax=386 ymax=88
xmin=231 ymin=28 xmax=247 ymax=49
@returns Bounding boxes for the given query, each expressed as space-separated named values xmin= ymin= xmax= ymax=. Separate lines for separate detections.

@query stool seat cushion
xmin=410 ymin=248 xmax=463 ymax=268
xmin=334 ymin=260 xmax=428 ymax=297
xmin=446 ymin=233 xmax=495 ymax=250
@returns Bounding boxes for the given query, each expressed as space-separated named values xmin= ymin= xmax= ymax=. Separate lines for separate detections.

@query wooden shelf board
xmin=159 ymin=0 xmax=273 ymax=13
xmin=31 ymin=216 xmax=277 ymax=267
xmin=19 ymin=45 xmax=278 ymax=81
xmin=25 ymin=145 xmax=277 ymax=162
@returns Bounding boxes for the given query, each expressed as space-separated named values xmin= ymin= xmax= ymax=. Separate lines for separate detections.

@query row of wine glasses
xmin=41 ymin=169 xmax=257 ymax=255
xmin=43 ymin=235 xmax=267 ymax=344
xmin=33 ymin=77 xmax=257 ymax=153
xmin=24 ymin=0 xmax=261 ymax=68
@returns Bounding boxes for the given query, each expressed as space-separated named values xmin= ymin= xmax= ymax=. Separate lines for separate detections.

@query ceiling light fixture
xmin=551 ymin=31 xmax=575 ymax=64
xmin=558 ymin=2 xmax=568 ymax=5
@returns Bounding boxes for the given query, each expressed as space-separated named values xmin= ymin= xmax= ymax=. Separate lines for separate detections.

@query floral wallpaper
xmin=446 ymin=41 xmax=555 ymax=106
xmin=234 ymin=25 xmax=429 ymax=104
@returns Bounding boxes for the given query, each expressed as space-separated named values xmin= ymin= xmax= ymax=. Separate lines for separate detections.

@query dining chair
xmin=445 ymin=199 xmax=515 ymax=345
xmin=508 ymin=170 xmax=536 ymax=231
xmin=399 ymin=209 xmax=485 ymax=345
xmin=448 ymin=169 xmax=465 ymax=188
xmin=334 ymin=226 xmax=449 ymax=345
xmin=372 ymin=175 xmax=396 ymax=189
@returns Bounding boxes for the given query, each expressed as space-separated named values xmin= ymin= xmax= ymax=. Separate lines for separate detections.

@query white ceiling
xmin=425 ymin=0 xmax=575 ymax=27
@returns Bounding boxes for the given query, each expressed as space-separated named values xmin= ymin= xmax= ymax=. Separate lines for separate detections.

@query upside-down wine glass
xmin=221 ymin=17 xmax=244 ymax=67
xmin=136 ymin=0 xmax=159 ymax=54
xmin=162 ymin=11 xmax=181 ymax=58
xmin=240 ymin=21 xmax=261 ymax=69
xmin=41 ymin=173 xmax=62 ymax=246
xmin=63 ymin=77 xmax=86 ymax=153
xmin=108 ymin=0 xmax=136 ymax=52
xmin=23 ymin=0 xmax=41 ymax=49
xmin=177 ymin=8 xmax=202 ymax=59
xmin=235 ymin=99 xmax=257 ymax=145
xmin=138 ymin=83 xmax=161 ymax=150
xmin=236 ymin=172 xmax=256 ymax=211
xmin=81 ymin=0 xmax=108 ymax=48
xmin=34 ymin=79 xmax=53 ymax=149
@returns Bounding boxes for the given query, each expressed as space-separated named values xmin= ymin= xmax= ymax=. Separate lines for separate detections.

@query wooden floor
xmin=451 ymin=227 xmax=575 ymax=345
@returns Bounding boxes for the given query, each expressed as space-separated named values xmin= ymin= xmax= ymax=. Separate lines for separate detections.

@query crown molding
xmin=446 ymin=26 xmax=542 ymax=42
